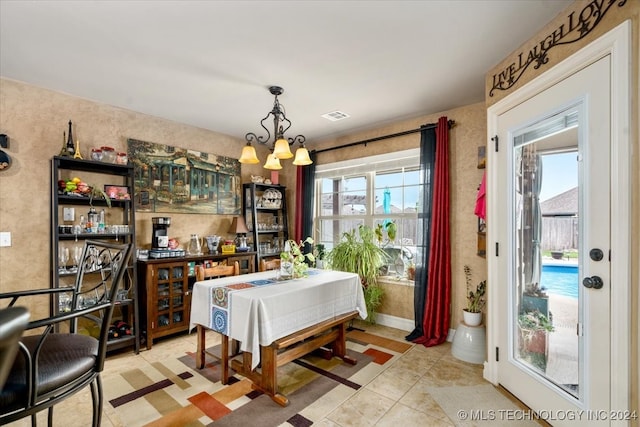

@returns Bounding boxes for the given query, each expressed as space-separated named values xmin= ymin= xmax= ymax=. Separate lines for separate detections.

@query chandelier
xmin=239 ymin=86 xmax=312 ymax=169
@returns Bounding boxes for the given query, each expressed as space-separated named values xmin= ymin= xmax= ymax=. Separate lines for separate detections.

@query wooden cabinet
xmin=243 ymin=183 xmax=288 ymax=265
xmin=51 ymin=156 xmax=140 ymax=353
xmin=139 ymin=260 xmax=189 ymax=348
xmin=137 ymin=252 xmax=255 ymax=349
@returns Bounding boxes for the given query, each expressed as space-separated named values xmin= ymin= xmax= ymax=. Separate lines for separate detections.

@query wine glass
xmin=72 ymin=246 xmax=83 ymax=273
xmin=58 ymin=247 xmax=69 ymax=274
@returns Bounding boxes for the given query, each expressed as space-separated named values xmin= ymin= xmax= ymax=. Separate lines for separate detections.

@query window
xmin=314 ymin=149 xmax=421 ymax=278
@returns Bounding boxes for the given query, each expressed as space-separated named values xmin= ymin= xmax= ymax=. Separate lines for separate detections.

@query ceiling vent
xmin=321 ymin=111 xmax=350 ymax=122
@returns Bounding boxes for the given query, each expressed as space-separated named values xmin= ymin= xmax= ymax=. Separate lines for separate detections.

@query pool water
xmin=540 ymin=264 xmax=579 ymax=299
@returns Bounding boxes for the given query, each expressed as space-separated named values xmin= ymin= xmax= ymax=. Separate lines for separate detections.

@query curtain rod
xmin=312 ymin=119 xmax=455 ymax=155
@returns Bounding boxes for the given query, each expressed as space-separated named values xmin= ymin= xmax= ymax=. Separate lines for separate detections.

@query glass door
xmin=494 ymin=55 xmax=612 ymax=421
xmin=513 ymin=112 xmax=580 ymax=397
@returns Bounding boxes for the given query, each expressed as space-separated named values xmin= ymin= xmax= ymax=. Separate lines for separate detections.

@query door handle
xmin=582 ymin=276 xmax=604 ymax=289
xmin=589 ymin=248 xmax=604 ymax=261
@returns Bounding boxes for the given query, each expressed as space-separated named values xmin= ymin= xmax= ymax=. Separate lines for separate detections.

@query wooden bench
xmin=196 ymin=310 xmax=359 ymax=406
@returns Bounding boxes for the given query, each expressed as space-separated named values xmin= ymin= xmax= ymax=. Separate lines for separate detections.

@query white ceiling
xmin=0 ymin=0 xmax=572 ymax=144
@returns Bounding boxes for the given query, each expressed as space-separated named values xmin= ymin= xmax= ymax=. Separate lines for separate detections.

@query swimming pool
xmin=540 ymin=264 xmax=579 ymax=299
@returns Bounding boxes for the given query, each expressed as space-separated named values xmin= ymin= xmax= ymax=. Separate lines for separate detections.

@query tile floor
xmin=5 ymin=321 xmax=542 ymax=426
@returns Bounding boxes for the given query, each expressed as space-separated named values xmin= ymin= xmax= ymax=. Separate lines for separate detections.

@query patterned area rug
xmin=105 ymin=330 xmax=412 ymax=427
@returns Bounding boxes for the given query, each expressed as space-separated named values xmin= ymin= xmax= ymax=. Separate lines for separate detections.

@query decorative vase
xmin=463 ymin=310 xmax=482 ymax=326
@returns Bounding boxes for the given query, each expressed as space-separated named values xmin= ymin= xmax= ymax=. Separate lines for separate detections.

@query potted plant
xmin=463 ymin=265 xmax=486 ymax=326
xmin=518 ymin=309 xmax=554 ymax=371
xmin=281 ymin=237 xmax=315 ymax=278
xmin=325 ymin=225 xmax=389 ymax=322
xmin=522 ymin=282 xmax=549 ymax=318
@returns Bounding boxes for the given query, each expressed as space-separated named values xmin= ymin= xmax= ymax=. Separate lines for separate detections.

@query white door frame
xmin=485 ymin=20 xmax=631 ymax=413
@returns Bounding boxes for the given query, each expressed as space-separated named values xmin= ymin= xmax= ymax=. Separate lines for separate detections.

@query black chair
xmin=0 ymin=306 xmax=30 ymax=390
xmin=0 ymin=240 xmax=132 ymax=426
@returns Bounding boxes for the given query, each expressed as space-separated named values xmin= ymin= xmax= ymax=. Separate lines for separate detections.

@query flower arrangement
xmin=463 ymin=265 xmax=486 ymax=313
xmin=281 ymin=237 xmax=315 ymax=278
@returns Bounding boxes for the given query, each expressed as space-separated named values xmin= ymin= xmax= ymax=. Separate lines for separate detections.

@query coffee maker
xmin=151 ymin=217 xmax=171 ymax=250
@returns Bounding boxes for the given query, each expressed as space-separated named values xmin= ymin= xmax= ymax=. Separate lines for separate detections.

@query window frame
xmin=314 ymin=149 xmax=420 ymax=278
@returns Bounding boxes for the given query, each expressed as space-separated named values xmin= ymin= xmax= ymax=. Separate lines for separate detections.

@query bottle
xmin=87 ymin=207 xmax=98 ymax=233
xmin=65 ymin=120 xmax=75 ymax=156
xmin=98 ymin=209 xmax=105 ymax=233
xmin=79 ymin=214 xmax=86 ymax=233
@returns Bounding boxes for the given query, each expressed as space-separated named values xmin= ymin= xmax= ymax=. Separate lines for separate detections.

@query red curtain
xmin=413 ymin=116 xmax=451 ymax=347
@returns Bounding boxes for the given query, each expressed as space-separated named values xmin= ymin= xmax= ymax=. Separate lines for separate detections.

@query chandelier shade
xmin=292 ymin=145 xmax=312 ymax=165
xmin=273 ymin=138 xmax=293 ymax=159
xmin=263 ymin=153 xmax=283 ymax=170
xmin=243 ymin=85 xmax=312 ymax=168
xmin=239 ymin=143 xmax=260 ymax=164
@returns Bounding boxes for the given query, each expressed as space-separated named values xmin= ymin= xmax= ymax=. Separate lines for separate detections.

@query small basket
xmin=221 ymin=244 xmax=236 ymax=254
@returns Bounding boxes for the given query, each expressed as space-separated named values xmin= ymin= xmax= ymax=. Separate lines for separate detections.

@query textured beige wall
xmin=0 ymin=78 xmax=298 ymax=319
xmin=313 ymin=102 xmax=488 ymax=326
xmin=0 ymin=78 xmax=488 ymax=330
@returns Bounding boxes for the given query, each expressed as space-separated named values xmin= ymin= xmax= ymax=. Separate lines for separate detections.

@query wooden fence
xmin=541 ymin=216 xmax=578 ymax=251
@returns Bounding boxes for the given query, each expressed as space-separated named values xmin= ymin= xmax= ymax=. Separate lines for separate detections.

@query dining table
xmin=189 ymin=268 xmax=367 ymax=406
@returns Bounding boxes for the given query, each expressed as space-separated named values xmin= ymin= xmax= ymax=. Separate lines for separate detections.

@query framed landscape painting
xmin=127 ymin=138 xmax=242 ymax=215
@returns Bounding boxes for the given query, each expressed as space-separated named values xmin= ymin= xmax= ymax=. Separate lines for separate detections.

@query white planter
xmin=463 ymin=310 xmax=483 ymax=326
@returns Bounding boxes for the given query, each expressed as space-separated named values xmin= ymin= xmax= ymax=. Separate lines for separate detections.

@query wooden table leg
xmin=332 ymin=320 xmax=357 ymax=365
xmin=261 ymin=345 xmax=289 ymax=407
xmin=196 ymin=325 xmax=205 ymax=369
xmin=221 ymin=334 xmax=230 ymax=384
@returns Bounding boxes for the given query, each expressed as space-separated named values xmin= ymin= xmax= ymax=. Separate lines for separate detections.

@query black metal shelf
xmin=243 ymin=183 xmax=288 ymax=265
xmin=56 ymin=194 xmax=132 ymax=207
xmin=52 ymin=156 xmax=140 ymax=354
xmin=58 ymin=232 xmax=133 ymax=241
xmin=53 ymin=156 xmax=133 ymax=176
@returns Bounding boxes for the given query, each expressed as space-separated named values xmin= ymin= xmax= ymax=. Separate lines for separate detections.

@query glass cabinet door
xmin=154 ymin=264 xmax=187 ymax=330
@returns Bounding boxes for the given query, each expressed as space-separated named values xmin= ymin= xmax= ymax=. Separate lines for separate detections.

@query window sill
xmin=378 ymin=276 xmax=415 ymax=287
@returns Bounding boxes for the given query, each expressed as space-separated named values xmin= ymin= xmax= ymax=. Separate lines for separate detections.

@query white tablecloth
xmin=189 ymin=269 xmax=367 ymax=369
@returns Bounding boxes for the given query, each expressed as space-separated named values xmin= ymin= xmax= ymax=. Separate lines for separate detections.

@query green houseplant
xmin=325 ymin=225 xmax=389 ymax=322
xmin=463 ymin=265 xmax=486 ymax=326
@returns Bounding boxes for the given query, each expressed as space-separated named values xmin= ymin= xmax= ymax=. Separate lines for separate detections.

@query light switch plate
xmin=63 ymin=207 xmax=75 ymax=221
xmin=0 ymin=232 xmax=11 ymax=247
